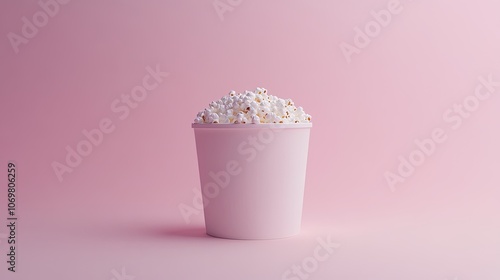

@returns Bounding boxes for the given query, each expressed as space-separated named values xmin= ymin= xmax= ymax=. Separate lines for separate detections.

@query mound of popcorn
xmin=194 ymin=87 xmax=311 ymax=124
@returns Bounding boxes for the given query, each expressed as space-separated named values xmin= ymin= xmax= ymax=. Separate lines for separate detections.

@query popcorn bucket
xmin=192 ymin=123 xmax=312 ymax=239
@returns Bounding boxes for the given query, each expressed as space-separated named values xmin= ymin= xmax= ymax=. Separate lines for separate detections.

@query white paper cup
xmin=192 ymin=123 xmax=312 ymax=239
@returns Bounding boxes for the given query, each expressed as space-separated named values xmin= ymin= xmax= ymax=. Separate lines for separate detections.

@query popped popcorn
xmin=194 ymin=87 xmax=312 ymax=124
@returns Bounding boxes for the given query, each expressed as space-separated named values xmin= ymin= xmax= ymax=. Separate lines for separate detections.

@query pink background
xmin=1 ymin=0 xmax=499 ymax=279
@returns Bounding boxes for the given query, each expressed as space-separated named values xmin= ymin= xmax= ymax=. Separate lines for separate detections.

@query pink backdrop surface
xmin=1 ymin=0 xmax=499 ymax=279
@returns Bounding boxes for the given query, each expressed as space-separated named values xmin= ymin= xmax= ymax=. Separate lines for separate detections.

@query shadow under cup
xmin=192 ymin=123 xmax=312 ymax=240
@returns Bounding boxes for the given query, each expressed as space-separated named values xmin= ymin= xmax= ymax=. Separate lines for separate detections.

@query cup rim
xmin=191 ymin=123 xmax=312 ymax=129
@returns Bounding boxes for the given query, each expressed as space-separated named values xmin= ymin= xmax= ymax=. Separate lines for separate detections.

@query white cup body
xmin=192 ymin=123 xmax=311 ymax=239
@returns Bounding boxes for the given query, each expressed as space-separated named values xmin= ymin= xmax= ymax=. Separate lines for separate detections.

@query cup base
xmin=206 ymin=230 xmax=300 ymax=240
